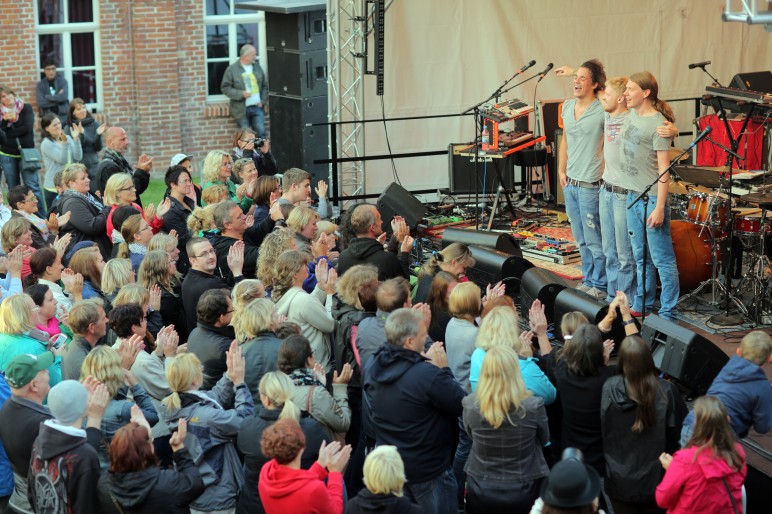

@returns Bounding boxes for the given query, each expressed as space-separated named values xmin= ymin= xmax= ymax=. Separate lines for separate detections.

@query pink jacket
xmin=655 ymin=444 xmax=746 ymax=514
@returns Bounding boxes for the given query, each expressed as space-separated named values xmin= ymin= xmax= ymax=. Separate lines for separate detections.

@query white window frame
xmin=35 ymin=1 xmax=102 ymax=112
xmin=204 ymin=3 xmax=266 ymax=103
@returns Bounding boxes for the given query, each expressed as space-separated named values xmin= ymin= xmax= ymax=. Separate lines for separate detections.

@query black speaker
xmin=441 ymin=227 xmax=521 ymax=256
xmin=464 ymin=245 xmax=533 ymax=296
xmin=553 ymin=288 xmax=634 ymax=346
xmin=641 ymin=315 xmax=728 ymax=397
xmin=519 ymin=268 xmax=567 ymax=325
xmin=267 ymin=96 xmax=329 ymax=182
xmin=731 ymin=71 xmax=772 ymax=93
xmin=266 ymin=49 xmax=327 ymax=98
xmin=448 ymin=144 xmax=515 ymax=194
xmin=377 ymin=182 xmax=428 ymax=229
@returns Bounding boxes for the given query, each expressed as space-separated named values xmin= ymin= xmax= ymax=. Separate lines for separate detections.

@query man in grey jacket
xmin=221 ymin=44 xmax=268 ymax=137
xmin=36 ymin=61 xmax=69 ymax=122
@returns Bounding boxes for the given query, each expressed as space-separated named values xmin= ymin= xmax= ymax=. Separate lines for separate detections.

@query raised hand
xmin=227 ymin=240 xmax=245 ymax=276
xmin=659 ymin=452 xmax=673 ymax=470
xmin=70 ymin=122 xmax=84 ymax=140
xmin=226 ymin=340 xmax=246 ymax=386
xmin=130 ymin=404 xmax=152 ymax=438
xmin=376 ymin=232 xmax=388 ymax=246
xmin=312 ymin=362 xmax=327 ymax=386
xmin=245 ymin=214 xmax=254 ymax=228
xmin=412 ymin=302 xmax=432 ymax=329
xmin=86 ymin=382 xmax=110 ymax=425
xmin=156 ymin=325 xmax=180 ymax=358
xmin=484 ymin=281 xmax=506 ymax=303
xmin=169 ymin=418 xmax=187 ymax=451
xmin=46 ymin=213 xmax=60 ymax=234
xmin=423 ymin=341 xmax=448 ymax=368
xmin=6 ymin=247 xmax=23 ymax=278
xmin=315 ymin=179 xmax=328 ymax=199
xmin=400 ymin=235 xmax=414 ymax=254
xmin=137 ymin=154 xmax=153 ymax=172
xmin=144 ymin=203 xmax=156 ymax=222
xmin=528 ymin=299 xmax=548 ymax=336
xmin=318 ymin=266 xmax=337 ymax=295
xmin=96 ymin=123 xmax=106 ymax=136
xmin=269 ymin=189 xmax=282 ymax=205
xmin=327 ymin=443 xmax=352 ymax=473
xmin=155 ymin=197 xmax=171 ymax=219
xmin=519 ymin=330 xmax=535 ymax=357
xmin=80 ymin=375 xmax=102 ymax=395
xmin=52 ymin=233 xmax=72 ymax=257
xmin=56 ymin=210 xmax=71 ymax=228
xmin=168 ymin=228 xmax=178 ymax=238
xmin=554 ymin=66 xmax=576 ymax=77
xmin=311 ymin=233 xmax=330 ymax=258
xmin=603 ymin=339 xmax=615 ymax=364
xmin=332 ymin=363 xmax=353 ymax=384
xmin=118 ymin=334 xmax=144 ymax=370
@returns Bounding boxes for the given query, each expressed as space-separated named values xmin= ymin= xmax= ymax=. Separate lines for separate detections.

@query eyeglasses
xmin=193 ymin=248 xmax=216 ymax=258
xmin=140 ymin=225 xmax=152 ymax=232
xmin=221 ymin=162 xmax=232 ymax=168
xmin=225 ymin=309 xmax=234 ymax=314
xmin=22 ymin=197 xmax=37 ymax=203
xmin=119 ymin=186 xmax=137 ymax=192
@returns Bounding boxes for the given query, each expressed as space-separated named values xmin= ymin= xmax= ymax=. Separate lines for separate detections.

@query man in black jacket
xmin=181 ymin=237 xmax=244 ymax=333
xmin=337 ymin=204 xmax=412 ymax=281
xmin=362 ymin=309 xmax=466 ymax=514
xmin=96 ymin=127 xmax=151 ymax=201
xmin=0 ymin=353 xmax=54 ymax=514
xmin=186 ymin=289 xmax=236 ymax=390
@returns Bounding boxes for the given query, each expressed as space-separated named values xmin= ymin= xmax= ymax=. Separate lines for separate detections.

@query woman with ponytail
xmin=162 ymin=342 xmax=255 ymax=514
xmin=236 ymin=371 xmax=329 ymax=514
xmin=414 ymin=242 xmax=475 ymax=303
xmin=233 ymin=297 xmax=282 ymax=398
xmin=116 ymin=214 xmax=153 ymax=273
xmin=621 ymin=71 xmax=679 ymax=321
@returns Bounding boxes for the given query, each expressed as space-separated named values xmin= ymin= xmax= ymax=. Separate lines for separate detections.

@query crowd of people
xmin=0 ymin=55 xmax=770 ymax=514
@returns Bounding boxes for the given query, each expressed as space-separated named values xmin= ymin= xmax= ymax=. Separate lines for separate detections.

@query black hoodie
xmin=362 ymin=344 xmax=466 ymax=482
xmin=337 ymin=237 xmax=409 ymax=281
xmin=346 ymin=489 xmax=424 ymax=514
xmin=97 ymin=447 xmax=205 ymax=514
xmin=28 ymin=420 xmax=101 ymax=514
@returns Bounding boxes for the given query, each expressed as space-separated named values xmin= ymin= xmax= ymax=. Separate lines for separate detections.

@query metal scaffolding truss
xmin=327 ymin=0 xmax=366 ymax=208
xmin=723 ymin=0 xmax=772 ymax=29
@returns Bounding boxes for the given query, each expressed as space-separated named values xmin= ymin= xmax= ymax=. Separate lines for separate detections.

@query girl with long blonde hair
xmin=463 ymin=345 xmax=549 ymax=514
xmin=138 ymin=250 xmax=187 ymax=341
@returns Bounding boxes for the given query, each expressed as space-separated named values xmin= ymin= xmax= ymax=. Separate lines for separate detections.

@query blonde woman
xmin=236 ymin=371 xmax=329 ymax=514
xmin=186 ymin=204 xmax=218 ymax=237
xmin=58 ymin=163 xmax=113 ymax=259
xmin=69 ymin=244 xmax=105 ymax=301
xmin=286 ymin=205 xmax=320 ymax=254
xmin=201 ymin=150 xmax=252 ymax=213
xmin=112 ymin=283 xmax=164 ymax=342
xmin=414 ymin=242 xmax=475 ymax=303
xmin=115 ymin=214 xmax=153 ymax=272
xmin=257 ymin=227 xmax=296 ymax=292
xmin=273 ymin=250 xmax=337 ymax=372
xmin=463 ymin=345 xmax=549 ymax=514
xmin=201 ymin=183 xmax=228 ymax=205
xmin=0 ymin=293 xmax=63 ymax=387
xmin=80 ymin=345 xmax=159 ymax=447
xmin=347 ymin=446 xmax=422 ymax=514
xmin=162 ymin=343 xmax=255 ymax=514
xmin=148 ymin=232 xmax=181 ymax=269
xmin=469 ymin=306 xmax=555 ymax=405
xmin=103 ymin=172 xmax=166 ymax=237
xmin=231 ymin=279 xmax=266 ymax=314
xmin=139 ymin=250 xmax=187 ymax=341
xmin=233 ymin=298 xmax=282 ymax=398
xmin=100 ymin=258 xmax=134 ymax=305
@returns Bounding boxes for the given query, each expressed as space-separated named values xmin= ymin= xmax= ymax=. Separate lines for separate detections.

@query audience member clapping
xmin=138 ymin=250 xmax=187 ymax=341
xmin=69 ymin=244 xmax=106 ymax=302
xmin=234 ymin=297 xmax=282 ymax=398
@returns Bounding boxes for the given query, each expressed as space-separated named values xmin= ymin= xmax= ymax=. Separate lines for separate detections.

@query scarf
xmin=129 ymin=242 xmax=147 ymax=256
xmin=103 ymin=148 xmax=134 ymax=174
xmin=111 ymin=229 xmax=125 ymax=245
xmin=16 ymin=210 xmax=49 ymax=236
xmin=0 ymin=97 xmax=24 ymax=123
xmin=62 ymin=188 xmax=104 ymax=211
xmin=288 ymin=368 xmax=324 ymax=387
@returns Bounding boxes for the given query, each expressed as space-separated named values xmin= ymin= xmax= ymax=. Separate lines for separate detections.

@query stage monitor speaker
xmin=448 ymin=144 xmax=515 ymax=194
xmin=519 ymin=268 xmax=568 ymax=325
xmin=641 ymin=315 xmax=728 ymax=397
xmin=441 ymin=227 xmax=521 ymax=257
xmin=731 ymin=71 xmax=772 ymax=94
xmin=465 ymin=245 xmax=534 ymax=296
xmin=377 ymin=182 xmax=428 ymax=229
xmin=553 ymin=288 xmax=637 ymax=347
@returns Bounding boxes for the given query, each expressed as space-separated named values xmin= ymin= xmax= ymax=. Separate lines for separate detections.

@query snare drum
xmin=733 ymin=215 xmax=771 ymax=237
xmin=686 ymin=192 xmax=728 ymax=228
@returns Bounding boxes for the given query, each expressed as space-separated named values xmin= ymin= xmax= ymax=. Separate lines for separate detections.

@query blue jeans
xmin=404 ymin=468 xmax=458 ymax=514
xmin=244 ymin=105 xmax=266 ymax=138
xmin=452 ymin=417 xmax=471 ymax=506
xmin=625 ymin=193 xmax=680 ymax=320
xmin=599 ymin=188 xmax=636 ymax=302
xmin=563 ymin=183 xmax=606 ymax=290
xmin=0 ymin=154 xmax=21 ymax=191
xmin=1 ymin=154 xmax=46 ymax=216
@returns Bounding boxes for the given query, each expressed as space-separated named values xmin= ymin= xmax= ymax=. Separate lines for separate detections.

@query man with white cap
xmin=27 ymin=379 xmax=110 ymax=514
xmin=0 ymin=353 xmax=54 ymax=514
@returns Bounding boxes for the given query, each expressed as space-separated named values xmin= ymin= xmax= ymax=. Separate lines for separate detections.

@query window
xmin=204 ymin=0 xmax=266 ymax=100
xmin=36 ymin=0 xmax=101 ymax=109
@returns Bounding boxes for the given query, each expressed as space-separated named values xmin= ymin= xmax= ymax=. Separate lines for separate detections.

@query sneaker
xmin=585 ymin=287 xmax=607 ymax=299
xmin=576 ymin=283 xmax=590 ymax=292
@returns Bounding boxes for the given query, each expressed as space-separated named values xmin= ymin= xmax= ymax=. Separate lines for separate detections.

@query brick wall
xmin=0 ymin=1 xmax=41 ymax=114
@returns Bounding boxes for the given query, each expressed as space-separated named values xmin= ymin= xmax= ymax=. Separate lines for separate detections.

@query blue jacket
xmin=683 ymin=355 xmax=772 ymax=438
xmin=362 ymin=344 xmax=466 ymax=482
xmin=0 ymin=373 xmax=13 ymax=496
xmin=469 ymin=348 xmax=557 ymax=405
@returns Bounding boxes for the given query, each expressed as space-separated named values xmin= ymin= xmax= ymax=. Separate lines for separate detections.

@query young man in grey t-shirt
xmin=621 ymin=72 xmax=679 ymax=321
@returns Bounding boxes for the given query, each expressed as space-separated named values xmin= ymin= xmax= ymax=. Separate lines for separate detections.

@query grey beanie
xmin=48 ymin=380 xmax=89 ymax=425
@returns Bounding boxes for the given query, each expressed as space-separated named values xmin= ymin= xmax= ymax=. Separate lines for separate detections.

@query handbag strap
xmin=722 ymin=477 xmax=740 ymax=514
xmin=306 ymin=384 xmax=316 ymax=414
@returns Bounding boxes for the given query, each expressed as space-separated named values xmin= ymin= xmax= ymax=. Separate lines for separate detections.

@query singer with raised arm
xmin=620 ymin=72 xmax=679 ymax=321
xmin=558 ymin=59 xmax=608 ymax=300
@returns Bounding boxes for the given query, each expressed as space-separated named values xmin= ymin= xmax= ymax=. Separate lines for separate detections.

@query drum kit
xmin=671 ymin=164 xmax=772 ymax=324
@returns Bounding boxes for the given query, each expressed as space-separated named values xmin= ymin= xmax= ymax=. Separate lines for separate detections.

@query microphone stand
xmin=693 ymin=64 xmax=723 ymax=87
xmin=462 ymin=65 xmax=536 ymax=115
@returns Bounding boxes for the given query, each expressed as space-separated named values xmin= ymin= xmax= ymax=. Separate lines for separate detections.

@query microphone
xmin=537 ymin=63 xmax=554 ymax=82
xmin=515 ymin=60 xmax=536 ymax=76
xmin=688 ymin=60 xmax=711 ymax=69
xmin=688 ymin=125 xmax=712 ymax=149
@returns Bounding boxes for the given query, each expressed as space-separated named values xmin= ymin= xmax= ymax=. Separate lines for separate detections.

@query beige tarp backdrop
xmin=356 ymin=0 xmax=771 ymax=198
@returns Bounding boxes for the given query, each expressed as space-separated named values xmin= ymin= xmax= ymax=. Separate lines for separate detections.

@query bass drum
xmin=671 ymin=221 xmax=720 ymax=291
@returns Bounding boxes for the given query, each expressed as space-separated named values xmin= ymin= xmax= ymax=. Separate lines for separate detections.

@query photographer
xmin=231 ymin=128 xmax=278 ymax=178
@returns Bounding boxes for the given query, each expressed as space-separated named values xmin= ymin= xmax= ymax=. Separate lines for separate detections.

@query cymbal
xmin=668 ymin=181 xmax=690 ymax=195
xmin=740 ymin=192 xmax=772 ymax=206
xmin=669 ymin=148 xmax=690 ymax=162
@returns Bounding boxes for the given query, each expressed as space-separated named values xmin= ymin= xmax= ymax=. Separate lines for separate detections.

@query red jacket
xmin=106 ymin=202 xmax=164 ymax=237
xmin=258 ymin=460 xmax=343 ymax=514
xmin=655 ymin=444 xmax=746 ymax=514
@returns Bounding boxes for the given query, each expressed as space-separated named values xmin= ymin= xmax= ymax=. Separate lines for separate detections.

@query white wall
xmin=357 ymin=0 xmax=771 ymax=196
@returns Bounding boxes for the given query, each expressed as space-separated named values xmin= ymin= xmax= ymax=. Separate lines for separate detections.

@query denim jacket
xmin=97 ymin=384 xmax=159 ymax=467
